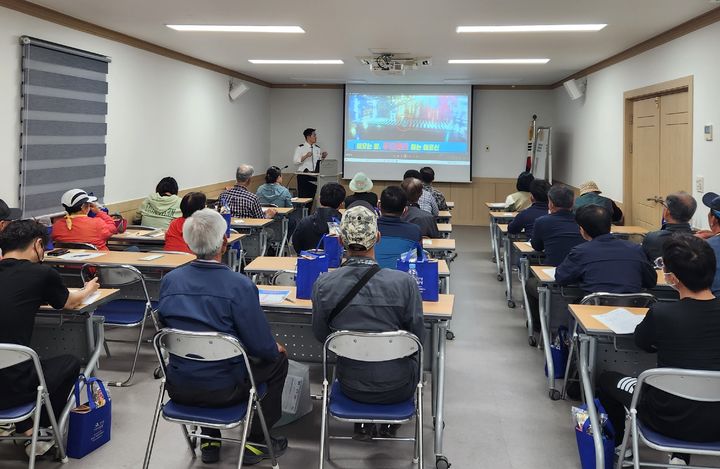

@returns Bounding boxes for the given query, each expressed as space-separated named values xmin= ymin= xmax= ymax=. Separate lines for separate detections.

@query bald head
xmin=665 ymin=191 xmax=697 ymax=223
xmin=401 ymin=177 xmax=424 ymax=204
xmin=236 ymin=164 xmax=254 ymax=184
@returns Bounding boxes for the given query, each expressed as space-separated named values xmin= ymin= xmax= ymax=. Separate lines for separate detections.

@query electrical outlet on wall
xmin=696 ymin=176 xmax=705 ymax=193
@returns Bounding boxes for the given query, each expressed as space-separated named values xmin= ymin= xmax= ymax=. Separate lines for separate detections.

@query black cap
xmin=0 ymin=199 xmax=21 ymax=221
xmin=702 ymin=192 xmax=720 ymax=212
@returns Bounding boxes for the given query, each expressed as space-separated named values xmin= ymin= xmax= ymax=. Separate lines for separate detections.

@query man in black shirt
xmin=0 ymin=220 xmax=99 ymax=457
xmin=292 ymin=183 xmax=345 ymax=253
xmin=599 ymin=235 xmax=720 ymax=464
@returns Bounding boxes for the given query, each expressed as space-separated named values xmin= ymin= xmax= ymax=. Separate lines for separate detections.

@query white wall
xmin=553 ymin=21 xmax=720 ymax=224
xmin=268 ymin=87 xmax=554 ymax=180
xmin=0 ymin=6 xmax=270 ymax=206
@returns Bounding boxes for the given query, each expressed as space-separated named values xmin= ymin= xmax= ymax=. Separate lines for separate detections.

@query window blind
xmin=20 ymin=36 xmax=110 ymax=218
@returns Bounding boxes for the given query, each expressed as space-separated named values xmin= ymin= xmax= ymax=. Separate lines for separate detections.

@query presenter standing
xmin=293 ymin=128 xmax=327 ymax=199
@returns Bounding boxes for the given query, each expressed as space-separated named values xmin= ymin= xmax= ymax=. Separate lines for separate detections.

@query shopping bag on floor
xmin=545 ymin=326 xmax=569 ymax=379
xmin=275 ymin=360 xmax=313 ymax=427
xmin=296 ymin=250 xmax=329 ymax=299
xmin=396 ymin=246 xmax=439 ymax=301
xmin=67 ymin=376 xmax=112 ymax=459
xmin=572 ymin=399 xmax=615 ymax=469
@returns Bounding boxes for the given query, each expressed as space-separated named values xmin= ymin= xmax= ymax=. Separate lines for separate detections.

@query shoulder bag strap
xmin=327 ymin=264 xmax=380 ymax=325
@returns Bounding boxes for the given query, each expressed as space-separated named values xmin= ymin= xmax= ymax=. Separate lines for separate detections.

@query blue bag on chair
xmin=396 ymin=246 xmax=439 ymax=301
xmin=545 ymin=326 xmax=569 ymax=379
xmin=318 ymin=234 xmax=343 ymax=269
xmin=67 ymin=376 xmax=112 ymax=459
xmin=573 ymin=399 xmax=615 ymax=469
xmin=296 ymin=250 xmax=329 ymax=299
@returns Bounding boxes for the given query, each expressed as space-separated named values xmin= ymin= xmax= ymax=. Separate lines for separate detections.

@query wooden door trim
xmin=622 ymin=76 xmax=693 ymax=224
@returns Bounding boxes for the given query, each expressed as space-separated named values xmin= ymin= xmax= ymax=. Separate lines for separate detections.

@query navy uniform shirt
xmin=555 ymin=233 xmax=657 ymax=293
xmin=507 ymin=201 xmax=549 ymax=238
xmin=641 ymin=222 xmax=693 ymax=262
xmin=530 ymin=209 xmax=586 ymax=266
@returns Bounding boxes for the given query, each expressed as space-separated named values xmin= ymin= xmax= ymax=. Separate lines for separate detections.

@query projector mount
xmin=358 ymin=53 xmax=432 ymax=75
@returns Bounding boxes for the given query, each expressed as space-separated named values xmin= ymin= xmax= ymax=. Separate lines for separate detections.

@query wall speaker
xmin=229 ymin=82 xmax=249 ymax=101
xmin=563 ymin=78 xmax=585 ymax=100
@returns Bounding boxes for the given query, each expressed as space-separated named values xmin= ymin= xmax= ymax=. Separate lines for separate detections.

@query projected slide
xmin=344 ymin=85 xmax=472 ymax=183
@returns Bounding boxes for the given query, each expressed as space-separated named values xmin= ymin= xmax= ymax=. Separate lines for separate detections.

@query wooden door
xmin=659 ymin=92 xmax=692 ymax=198
xmin=631 ymin=97 xmax=661 ymax=230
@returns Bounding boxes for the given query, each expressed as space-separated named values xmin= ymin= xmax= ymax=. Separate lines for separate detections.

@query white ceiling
xmin=27 ymin=0 xmax=719 ymax=85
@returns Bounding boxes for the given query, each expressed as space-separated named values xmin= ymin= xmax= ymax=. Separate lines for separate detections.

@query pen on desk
xmin=285 ymin=297 xmax=295 ymax=303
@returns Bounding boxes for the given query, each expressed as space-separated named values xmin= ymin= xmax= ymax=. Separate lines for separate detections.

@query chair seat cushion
xmin=95 ymin=300 xmax=153 ymax=325
xmin=328 ymin=380 xmax=415 ymax=421
xmin=639 ymin=421 xmax=720 ymax=452
xmin=162 ymin=383 xmax=267 ymax=426
xmin=0 ymin=402 xmax=36 ymax=420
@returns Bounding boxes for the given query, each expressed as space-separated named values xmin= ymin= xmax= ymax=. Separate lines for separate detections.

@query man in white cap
xmin=311 ymin=205 xmax=425 ymax=441
xmin=51 ymin=189 xmax=117 ymax=250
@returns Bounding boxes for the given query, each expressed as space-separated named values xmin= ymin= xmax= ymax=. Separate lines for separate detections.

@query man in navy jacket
xmin=508 ymin=179 xmax=551 ymax=238
xmin=158 ymin=208 xmax=288 ymax=465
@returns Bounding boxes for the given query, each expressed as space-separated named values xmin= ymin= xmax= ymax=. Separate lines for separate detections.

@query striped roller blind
xmin=20 ymin=36 xmax=110 ymax=218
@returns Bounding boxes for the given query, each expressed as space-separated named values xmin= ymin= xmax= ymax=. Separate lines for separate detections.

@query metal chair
xmin=319 ymin=330 xmax=424 ymax=469
xmin=616 ymin=368 xmax=720 ymax=469
xmin=270 ymin=270 xmax=296 ymax=286
xmin=0 ymin=344 xmax=68 ymax=469
xmin=143 ymin=329 xmax=279 ymax=469
xmin=80 ymin=264 xmax=156 ymax=387
xmin=562 ymin=292 xmax=657 ymax=400
xmin=54 ymin=241 xmax=98 ymax=250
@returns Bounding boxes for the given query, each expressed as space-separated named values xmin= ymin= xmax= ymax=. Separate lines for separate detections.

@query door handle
xmin=646 ymin=196 xmax=664 ymax=204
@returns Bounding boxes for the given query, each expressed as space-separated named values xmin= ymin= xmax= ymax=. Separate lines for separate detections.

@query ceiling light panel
xmin=166 ymin=25 xmax=305 ymax=33
xmin=448 ymin=59 xmax=550 ymax=64
xmin=249 ymin=59 xmax=344 ymax=64
xmin=457 ymin=24 xmax=607 ymax=33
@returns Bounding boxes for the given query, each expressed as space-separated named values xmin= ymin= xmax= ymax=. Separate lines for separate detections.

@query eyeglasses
xmin=654 ymin=257 xmax=665 ymax=270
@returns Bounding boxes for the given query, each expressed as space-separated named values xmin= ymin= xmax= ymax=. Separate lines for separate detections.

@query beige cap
xmin=578 ymin=181 xmax=601 ymax=196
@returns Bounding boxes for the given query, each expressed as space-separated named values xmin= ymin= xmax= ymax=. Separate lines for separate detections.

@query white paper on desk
xmin=57 ymin=252 xmax=105 ymax=261
xmin=525 ymin=241 xmax=533 ymax=247
xmin=593 ymin=308 xmax=644 ymax=334
xmin=258 ymin=289 xmax=290 ymax=305
xmin=67 ymin=290 xmax=101 ymax=306
xmin=145 ymin=230 xmax=164 ymax=238
xmin=542 ymin=267 xmax=556 ymax=280
xmin=422 ymin=239 xmax=431 ymax=246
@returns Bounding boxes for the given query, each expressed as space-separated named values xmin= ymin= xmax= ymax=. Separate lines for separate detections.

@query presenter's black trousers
xmin=297 ymin=174 xmax=317 ymax=200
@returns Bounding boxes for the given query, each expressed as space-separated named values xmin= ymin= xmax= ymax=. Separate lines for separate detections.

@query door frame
xmin=622 ymin=75 xmax=693 ymax=224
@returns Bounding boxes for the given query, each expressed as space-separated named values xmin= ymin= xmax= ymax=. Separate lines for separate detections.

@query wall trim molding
xmin=0 ymin=0 xmax=271 ymax=87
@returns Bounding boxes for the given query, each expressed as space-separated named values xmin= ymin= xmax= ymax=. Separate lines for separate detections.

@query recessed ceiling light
xmin=249 ymin=59 xmax=344 ymax=64
xmin=448 ymin=59 xmax=550 ymax=64
xmin=457 ymin=24 xmax=607 ymax=33
xmin=166 ymin=25 xmax=305 ymax=33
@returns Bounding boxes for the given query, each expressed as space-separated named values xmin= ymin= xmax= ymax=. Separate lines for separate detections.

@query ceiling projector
xmin=358 ymin=54 xmax=432 ymax=75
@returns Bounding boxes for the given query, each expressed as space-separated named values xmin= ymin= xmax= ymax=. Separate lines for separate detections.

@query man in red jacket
xmin=52 ymin=189 xmax=117 ymax=250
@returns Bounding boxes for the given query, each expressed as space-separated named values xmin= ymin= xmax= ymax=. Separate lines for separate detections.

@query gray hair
xmin=665 ymin=191 xmax=696 ymax=223
xmin=236 ymin=164 xmax=254 ymax=183
xmin=183 ymin=208 xmax=227 ymax=259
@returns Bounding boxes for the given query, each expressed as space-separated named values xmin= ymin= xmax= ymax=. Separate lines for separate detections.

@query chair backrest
xmin=0 ymin=344 xmax=46 ymax=390
xmin=375 ymin=236 xmax=418 ymax=269
xmin=637 ymin=368 xmax=720 ymax=403
xmin=271 ymin=270 xmax=296 ymax=286
xmin=323 ymin=330 xmax=423 ymax=385
xmin=55 ymin=242 xmax=98 ymax=251
xmin=80 ymin=264 xmax=151 ymax=303
xmin=580 ymin=292 xmax=657 ymax=308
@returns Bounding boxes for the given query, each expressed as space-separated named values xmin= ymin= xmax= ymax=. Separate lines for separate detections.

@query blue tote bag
xmin=317 ymin=234 xmax=343 ymax=269
xmin=67 ymin=376 xmax=112 ymax=459
xmin=396 ymin=246 xmax=439 ymax=301
xmin=296 ymin=250 xmax=329 ymax=299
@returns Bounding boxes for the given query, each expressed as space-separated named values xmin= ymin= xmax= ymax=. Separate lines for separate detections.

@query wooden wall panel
xmin=449 ymin=184 xmax=475 ymax=225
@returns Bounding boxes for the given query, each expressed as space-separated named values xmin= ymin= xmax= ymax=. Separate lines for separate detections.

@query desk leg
xmin=579 ymin=335 xmax=604 ymax=469
xmin=434 ymin=321 xmax=448 ymax=462
xmin=520 ymin=258 xmax=536 ymax=346
xmin=430 ymin=324 xmax=438 ymax=419
xmin=493 ymin=225 xmax=504 ymax=281
xmin=489 ymin=217 xmax=497 ymax=262
xmin=503 ymin=236 xmax=514 ymax=307
xmin=259 ymin=229 xmax=267 ymax=257
xmin=538 ymin=286 xmax=559 ymax=399
xmin=279 ymin=217 xmax=289 ymax=257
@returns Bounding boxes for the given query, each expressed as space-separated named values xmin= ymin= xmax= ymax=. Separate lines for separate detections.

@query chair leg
xmin=237 ymin=392 xmax=255 ymax=469
xmin=103 ymin=339 xmax=112 ymax=358
xmin=631 ymin=411 xmax=640 ymax=469
xmin=616 ymin=413 xmax=632 ymax=469
xmin=180 ymin=425 xmax=196 ymax=455
xmin=143 ymin=382 xmax=167 ymax=469
xmin=28 ymin=390 xmax=43 ymax=469
xmin=254 ymin=396 xmax=278 ymax=469
xmin=417 ymin=385 xmax=424 ymax=468
xmin=110 ymin=318 xmax=148 ymax=387
xmin=561 ymin=322 xmax=579 ymax=400
xmin=41 ymin=387 xmax=67 ymax=464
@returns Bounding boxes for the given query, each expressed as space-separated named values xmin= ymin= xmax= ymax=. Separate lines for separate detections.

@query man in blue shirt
xmin=555 ymin=204 xmax=657 ymax=293
xmin=525 ymin=184 xmax=585 ymax=332
xmin=375 ymin=186 xmax=422 ymax=269
xmin=158 ymin=209 xmax=288 ymax=465
xmin=507 ymin=179 xmax=551 ymax=238
xmin=700 ymin=192 xmax=720 ymax=296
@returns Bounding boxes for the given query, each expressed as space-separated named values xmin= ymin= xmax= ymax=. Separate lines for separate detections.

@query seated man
xmin=419 ymin=166 xmax=449 ymax=211
xmin=375 ymin=186 xmax=422 ymax=269
xmin=51 ymin=189 xmax=117 ymax=250
xmin=598 ymin=235 xmax=720 ymax=465
xmin=292 ymin=182 xmax=345 ymax=253
xmin=574 ymin=180 xmax=623 ymax=224
xmin=555 ymin=204 xmax=657 ymax=293
xmin=401 ymin=177 xmax=441 ymax=239
xmin=642 ymin=191 xmax=696 ymax=261
xmin=404 ymin=169 xmax=438 ymax=216
xmin=700 ymin=192 xmax=720 ymax=296
xmin=507 ymin=179 xmax=551 ymax=238
xmin=158 ymin=209 xmax=288 ymax=465
xmin=525 ymin=184 xmax=586 ymax=331
xmin=0 ymin=220 xmax=99 ymax=457
xmin=312 ymin=205 xmax=425 ymax=440
xmin=0 ymin=198 xmax=22 ymax=233
xmin=505 ymin=171 xmax=534 ymax=212
xmin=219 ymin=164 xmax=277 ymax=219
